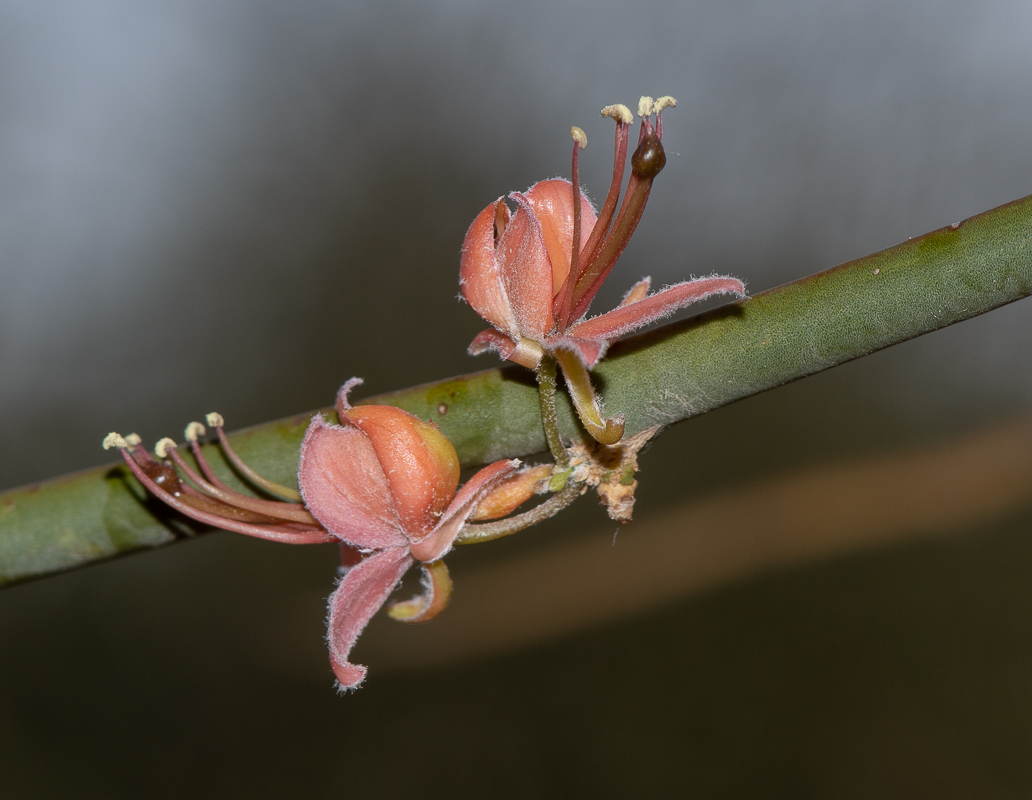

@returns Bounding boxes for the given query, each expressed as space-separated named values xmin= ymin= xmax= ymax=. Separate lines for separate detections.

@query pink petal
xmin=459 ymin=199 xmax=519 ymax=337
xmin=498 ymin=192 xmax=558 ymax=338
xmin=343 ymin=405 xmax=461 ymax=536
xmin=468 ymin=328 xmax=517 ymax=360
xmin=547 ymin=335 xmax=607 ymax=368
xmin=327 ymin=546 xmax=413 ymax=690
xmin=386 ymin=560 xmax=453 ymax=624
xmin=409 ymin=459 xmax=520 ymax=562
xmin=468 ymin=328 xmax=544 ymax=369
xmin=520 ymin=179 xmax=597 ymax=295
xmin=298 ymin=416 xmax=407 ymax=550
xmin=567 ymin=276 xmax=746 ymax=343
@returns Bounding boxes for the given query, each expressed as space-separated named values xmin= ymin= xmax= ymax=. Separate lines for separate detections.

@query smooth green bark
xmin=2 ymin=194 xmax=1031 ymax=586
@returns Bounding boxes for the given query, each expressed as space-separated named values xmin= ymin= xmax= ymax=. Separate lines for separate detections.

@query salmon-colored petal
xmin=468 ymin=328 xmax=544 ymax=369
xmin=567 ymin=276 xmax=746 ymax=343
xmin=327 ymin=547 xmax=413 ymax=690
xmin=521 ymin=179 xmax=597 ymax=295
xmin=459 ymin=199 xmax=518 ymax=336
xmin=298 ymin=416 xmax=407 ymax=550
xmin=345 ymin=405 xmax=460 ymax=536
xmin=499 ymin=192 xmax=557 ymax=338
xmin=410 ymin=459 xmax=519 ymax=562
xmin=469 ymin=463 xmax=552 ymax=521
xmin=548 ymin=335 xmax=607 ymax=367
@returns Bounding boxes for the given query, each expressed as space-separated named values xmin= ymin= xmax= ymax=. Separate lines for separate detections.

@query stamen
xmin=567 ymin=127 xmax=585 ymax=335
xmin=554 ymin=105 xmax=631 ymax=331
xmin=184 ymin=421 xmax=206 ymax=442
xmin=654 ymin=95 xmax=676 ymax=113
xmin=124 ymin=433 xmax=142 ymax=447
xmin=601 ymin=103 xmax=633 ymax=125
xmin=570 ymin=126 xmax=587 ymax=150
xmin=132 ymin=450 xmax=333 ymax=543
xmin=154 ymin=437 xmax=177 ymax=459
xmin=103 ymin=433 xmax=128 ymax=450
xmin=165 ymin=440 xmax=318 ymax=524
xmin=567 ymin=112 xmax=667 ymax=321
xmin=208 ymin=414 xmax=303 ymax=502
xmin=637 ymin=96 xmax=655 ymax=118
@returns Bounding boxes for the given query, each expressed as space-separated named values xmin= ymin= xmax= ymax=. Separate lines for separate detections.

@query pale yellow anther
xmin=654 ymin=95 xmax=677 ymax=113
xmin=637 ymin=96 xmax=655 ymax=118
xmin=154 ymin=438 xmax=177 ymax=459
xmin=103 ymin=432 xmax=128 ymax=450
xmin=184 ymin=421 xmax=206 ymax=442
xmin=205 ymin=412 xmax=225 ymax=428
xmin=601 ymin=103 xmax=633 ymax=125
xmin=570 ymin=126 xmax=587 ymax=149
xmin=124 ymin=433 xmax=142 ymax=447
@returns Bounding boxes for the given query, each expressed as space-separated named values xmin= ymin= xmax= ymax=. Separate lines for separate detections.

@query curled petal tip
xmin=601 ymin=103 xmax=633 ymax=125
xmin=336 ymin=377 xmax=365 ymax=415
xmin=387 ymin=560 xmax=453 ymax=624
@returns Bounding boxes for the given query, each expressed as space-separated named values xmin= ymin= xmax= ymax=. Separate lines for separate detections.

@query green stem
xmin=535 ymin=356 xmax=570 ymax=468
xmin=3 ymin=192 xmax=1032 ymax=587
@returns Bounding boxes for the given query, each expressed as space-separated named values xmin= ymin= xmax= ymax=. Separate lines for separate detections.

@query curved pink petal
xmin=520 ymin=179 xmax=597 ymax=295
xmin=298 ymin=416 xmax=407 ymax=550
xmin=499 ymin=192 xmax=558 ymax=338
xmin=409 ymin=459 xmax=520 ymax=562
xmin=468 ymin=327 xmax=517 ymax=359
xmin=327 ymin=546 xmax=413 ymax=690
xmin=459 ymin=199 xmax=519 ymax=337
xmin=567 ymin=276 xmax=746 ymax=343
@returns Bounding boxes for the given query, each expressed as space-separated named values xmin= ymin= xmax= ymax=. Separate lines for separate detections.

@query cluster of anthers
xmin=104 ymin=95 xmax=748 ymax=692
xmin=103 ymin=414 xmax=334 ymax=545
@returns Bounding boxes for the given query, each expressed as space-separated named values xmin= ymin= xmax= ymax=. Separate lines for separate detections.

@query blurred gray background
xmin=2 ymin=1 xmax=1032 ymax=797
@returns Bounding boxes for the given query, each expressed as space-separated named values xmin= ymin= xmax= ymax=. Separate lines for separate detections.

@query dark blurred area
xmin=2 ymin=1 xmax=1032 ymax=796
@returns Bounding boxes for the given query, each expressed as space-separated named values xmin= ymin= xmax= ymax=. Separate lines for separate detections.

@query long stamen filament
xmin=114 ymin=444 xmax=334 ymax=544
xmin=207 ymin=414 xmax=303 ymax=502
xmin=164 ymin=442 xmax=318 ymax=525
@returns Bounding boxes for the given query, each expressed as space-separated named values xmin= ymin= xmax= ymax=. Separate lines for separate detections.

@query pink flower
xmin=106 ymin=379 xmax=541 ymax=691
xmin=298 ymin=379 xmax=521 ymax=689
xmin=460 ymin=96 xmax=745 ymax=444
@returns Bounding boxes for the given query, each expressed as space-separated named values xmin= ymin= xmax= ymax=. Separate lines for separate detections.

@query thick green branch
xmin=2 ymin=193 xmax=1031 ymax=586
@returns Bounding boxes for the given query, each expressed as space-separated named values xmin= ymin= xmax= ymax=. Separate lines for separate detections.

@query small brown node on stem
xmin=567 ymin=425 xmax=661 ymax=523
